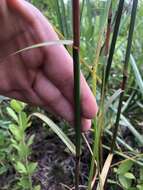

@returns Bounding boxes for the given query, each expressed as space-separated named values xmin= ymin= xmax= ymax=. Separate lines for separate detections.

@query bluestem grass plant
xmin=72 ymin=0 xmax=81 ymax=189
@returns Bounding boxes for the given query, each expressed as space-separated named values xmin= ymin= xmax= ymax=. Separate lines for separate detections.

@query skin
xmin=0 ymin=0 xmax=98 ymax=131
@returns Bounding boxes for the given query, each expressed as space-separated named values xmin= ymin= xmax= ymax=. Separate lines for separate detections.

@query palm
xmin=0 ymin=0 xmax=98 ymax=130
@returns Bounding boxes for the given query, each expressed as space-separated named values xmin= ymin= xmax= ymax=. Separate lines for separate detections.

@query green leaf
xmin=34 ymin=185 xmax=41 ymax=190
xmin=0 ymin=133 xmax=5 ymax=145
xmin=18 ymin=143 xmax=30 ymax=159
xmin=15 ymin=162 xmax=27 ymax=174
xmin=0 ymin=152 xmax=6 ymax=160
xmin=119 ymin=175 xmax=132 ymax=189
xmin=27 ymin=134 xmax=35 ymax=146
xmin=137 ymin=184 xmax=143 ymax=190
xmin=9 ymin=124 xmax=22 ymax=141
xmin=7 ymin=107 xmax=18 ymax=122
xmin=130 ymin=54 xmax=143 ymax=96
xmin=0 ymin=166 xmax=8 ymax=175
xmin=11 ymin=138 xmax=18 ymax=145
xmin=124 ymin=172 xmax=135 ymax=179
xmin=105 ymin=89 xmax=123 ymax=111
xmin=19 ymin=176 xmax=31 ymax=189
xmin=10 ymin=100 xmax=25 ymax=113
xmin=129 ymin=188 xmax=137 ymax=190
xmin=140 ymin=167 xmax=143 ymax=182
xmin=19 ymin=112 xmax=29 ymax=130
xmin=31 ymin=113 xmax=76 ymax=155
xmin=12 ymin=144 xmax=21 ymax=152
xmin=117 ymin=160 xmax=133 ymax=175
xmin=28 ymin=162 xmax=37 ymax=174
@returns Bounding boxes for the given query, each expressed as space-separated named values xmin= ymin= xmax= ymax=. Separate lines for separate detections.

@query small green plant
xmin=115 ymin=160 xmax=143 ymax=190
xmin=7 ymin=100 xmax=40 ymax=190
xmin=0 ymin=129 xmax=10 ymax=175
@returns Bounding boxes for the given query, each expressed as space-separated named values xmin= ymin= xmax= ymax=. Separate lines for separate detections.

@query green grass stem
xmin=104 ymin=0 xmax=124 ymax=88
xmin=55 ymin=0 xmax=65 ymax=35
xmin=111 ymin=0 xmax=138 ymax=153
xmin=72 ymin=1 xmax=81 ymax=189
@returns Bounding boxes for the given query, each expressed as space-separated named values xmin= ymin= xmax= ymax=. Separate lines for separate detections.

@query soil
xmin=31 ymin=123 xmax=91 ymax=190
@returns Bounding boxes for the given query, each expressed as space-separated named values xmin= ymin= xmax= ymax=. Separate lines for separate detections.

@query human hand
xmin=0 ymin=0 xmax=98 ymax=131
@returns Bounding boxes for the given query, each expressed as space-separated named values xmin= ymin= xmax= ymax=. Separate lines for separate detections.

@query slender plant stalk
xmin=88 ymin=2 xmax=112 ymax=189
xmin=55 ymin=0 xmax=64 ymax=35
xmin=60 ymin=0 xmax=69 ymax=38
xmin=111 ymin=0 xmax=138 ymax=152
xmin=99 ymin=2 xmax=124 ymax=164
xmin=104 ymin=0 xmax=124 ymax=88
xmin=87 ymin=120 xmax=98 ymax=190
xmin=72 ymin=1 xmax=81 ymax=189
xmin=80 ymin=0 xmax=85 ymax=23
xmin=88 ymin=1 xmax=124 ymax=189
xmin=100 ymin=0 xmax=124 ymax=109
xmin=104 ymin=3 xmax=112 ymax=56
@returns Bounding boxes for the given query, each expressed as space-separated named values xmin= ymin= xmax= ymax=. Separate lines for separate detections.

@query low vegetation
xmin=0 ymin=0 xmax=143 ymax=190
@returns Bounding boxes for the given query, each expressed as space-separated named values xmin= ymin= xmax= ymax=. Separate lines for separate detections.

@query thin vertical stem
xmin=104 ymin=0 xmax=124 ymax=87
xmin=72 ymin=1 xmax=81 ymax=190
xmin=100 ymin=0 xmax=124 ymax=108
xmin=60 ymin=0 xmax=69 ymax=37
xmin=111 ymin=0 xmax=138 ymax=153
xmin=104 ymin=3 xmax=112 ymax=56
xmin=80 ymin=0 xmax=85 ymax=23
xmin=55 ymin=0 xmax=65 ymax=35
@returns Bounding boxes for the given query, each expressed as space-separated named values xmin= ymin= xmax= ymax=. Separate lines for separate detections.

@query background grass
xmin=0 ymin=0 xmax=143 ymax=189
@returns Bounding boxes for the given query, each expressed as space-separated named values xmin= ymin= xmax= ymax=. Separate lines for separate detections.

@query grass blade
xmin=130 ymin=54 xmax=143 ymax=96
xmin=12 ymin=40 xmax=73 ymax=55
xmin=96 ymin=153 xmax=113 ymax=190
xmin=60 ymin=0 xmax=69 ymax=38
xmin=31 ymin=113 xmax=76 ymax=155
xmin=111 ymin=0 xmax=138 ymax=152
xmin=111 ymin=108 xmax=143 ymax=145
xmin=105 ymin=89 xmax=123 ymax=112
xmin=54 ymin=0 xmax=65 ymax=35
xmin=120 ymin=114 xmax=143 ymax=145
